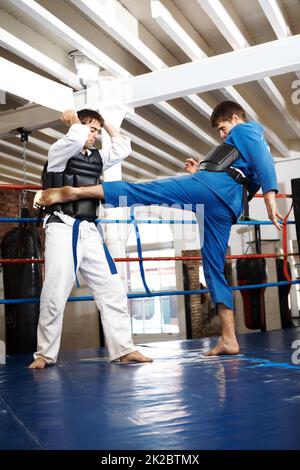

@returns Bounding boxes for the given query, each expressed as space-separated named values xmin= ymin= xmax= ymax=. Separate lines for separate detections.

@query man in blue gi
xmin=35 ymin=101 xmax=283 ymax=356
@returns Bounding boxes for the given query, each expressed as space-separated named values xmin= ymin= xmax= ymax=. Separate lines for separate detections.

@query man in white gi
xmin=29 ymin=109 xmax=152 ymax=368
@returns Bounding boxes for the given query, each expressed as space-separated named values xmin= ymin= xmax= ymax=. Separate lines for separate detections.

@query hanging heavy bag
xmin=1 ymin=209 xmax=43 ymax=354
xmin=276 ymin=258 xmax=293 ymax=328
xmin=291 ymin=178 xmax=300 ymax=252
xmin=236 ymin=257 xmax=267 ymax=330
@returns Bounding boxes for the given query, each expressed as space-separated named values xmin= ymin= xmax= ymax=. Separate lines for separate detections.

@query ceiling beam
xmin=0 ymin=152 xmax=43 ymax=171
xmin=4 ymin=0 xmax=296 ymax=160
xmin=0 ymin=104 xmax=61 ymax=137
xmin=69 ymin=0 xmax=217 ymax=139
xmin=12 ymin=0 xmax=214 ymax=146
xmin=9 ymin=0 xmax=130 ymax=78
xmin=197 ymin=0 xmax=300 ymax=139
xmin=120 ymin=35 xmax=300 ymax=107
xmin=197 ymin=0 xmax=249 ymax=49
xmin=150 ymin=0 xmax=289 ymax=155
xmin=258 ymin=0 xmax=291 ymax=39
xmin=0 ymin=11 xmax=82 ymax=90
xmin=70 ymin=0 xmax=166 ymax=71
xmin=258 ymin=0 xmax=300 ymax=80
xmin=151 ymin=0 xmax=206 ymax=61
xmin=130 ymin=150 xmax=176 ymax=176
xmin=155 ymin=102 xmax=218 ymax=146
xmin=126 ymin=114 xmax=199 ymax=158
xmin=122 ymin=129 xmax=184 ymax=169
xmin=0 ymin=163 xmax=40 ymax=181
xmin=0 ymin=58 xmax=74 ymax=113
xmin=26 ymin=136 xmax=51 ymax=152
xmin=122 ymin=161 xmax=157 ymax=179
xmin=0 ymin=173 xmax=38 ymax=185
xmin=0 ymin=139 xmax=47 ymax=162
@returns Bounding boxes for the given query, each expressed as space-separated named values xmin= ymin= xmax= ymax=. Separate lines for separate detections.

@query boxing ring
xmin=0 ymin=184 xmax=300 ymax=451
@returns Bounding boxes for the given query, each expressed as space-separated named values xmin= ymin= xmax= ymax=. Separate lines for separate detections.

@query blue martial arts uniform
xmin=102 ymin=122 xmax=278 ymax=310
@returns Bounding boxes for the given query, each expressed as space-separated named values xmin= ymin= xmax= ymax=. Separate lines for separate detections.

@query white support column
xmin=85 ymin=77 xmax=133 ymax=288
xmin=101 ymin=107 xmax=131 ymax=288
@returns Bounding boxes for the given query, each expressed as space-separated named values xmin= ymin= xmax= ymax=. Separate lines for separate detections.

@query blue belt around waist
xmin=49 ymin=217 xmax=118 ymax=287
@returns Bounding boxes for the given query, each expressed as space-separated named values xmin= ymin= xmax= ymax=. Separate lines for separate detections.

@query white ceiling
xmin=0 ymin=0 xmax=300 ymax=185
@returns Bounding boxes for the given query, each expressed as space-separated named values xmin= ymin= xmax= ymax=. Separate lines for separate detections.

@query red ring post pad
xmin=0 ymin=252 xmax=298 ymax=264
xmin=0 ymin=185 xmax=41 ymax=190
xmin=255 ymin=193 xmax=292 ymax=198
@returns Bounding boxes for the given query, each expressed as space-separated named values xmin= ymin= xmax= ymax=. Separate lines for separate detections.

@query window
xmin=126 ymin=219 xmax=179 ymax=335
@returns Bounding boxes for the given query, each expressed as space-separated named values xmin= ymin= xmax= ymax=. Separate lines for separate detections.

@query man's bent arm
xmin=47 ymin=109 xmax=89 ymax=172
xmin=47 ymin=124 xmax=90 ymax=172
xmin=100 ymin=121 xmax=131 ymax=171
xmin=263 ymin=190 xmax=284 ymax=230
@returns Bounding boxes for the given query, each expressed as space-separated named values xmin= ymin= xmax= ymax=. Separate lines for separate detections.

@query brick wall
xmin=0 ymin=190 xmax=19 ymax=242
xmin=182 ymin=249 xmax=221 ymax=338
xmin=0 ymin=190 xmax=43 ymax=248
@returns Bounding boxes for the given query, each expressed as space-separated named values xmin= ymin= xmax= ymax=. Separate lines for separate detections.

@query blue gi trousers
xmin=103 ymin=174 xmax=241 ymax=310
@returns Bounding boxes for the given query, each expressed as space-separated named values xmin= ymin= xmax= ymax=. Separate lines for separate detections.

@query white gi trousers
xmin=34 ymin=217 xmax=135 ymax=363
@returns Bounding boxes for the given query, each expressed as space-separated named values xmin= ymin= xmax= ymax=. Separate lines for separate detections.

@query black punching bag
xmin=292 ymin=178 xmax=300 ymax=251
xmin=1 ymin=210 xmax=43 ymax=354
xmin=236 ymin=258 xmax=267 ymax=330
xmin=276 ymin=258 xmax=293 ymax=328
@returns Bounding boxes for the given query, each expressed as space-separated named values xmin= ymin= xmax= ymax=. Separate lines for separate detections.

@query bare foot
xmin=28 ymin=357 xmax=48 ymax=369
xmin=44 ymin=186 xmax=77 ymax=205
xmin=119 ymin=351 xmax=153 ymax=363
xmin=204 ymin=338 xmax=240 ymax=357
xmin=33 ymin=186 xmax=76 ymax=208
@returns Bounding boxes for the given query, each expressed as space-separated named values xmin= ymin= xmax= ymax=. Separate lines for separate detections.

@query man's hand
xmin=60 ymin=109 xmax=80 ymax=127
xmin=185 ymin=158 xmax=199 ymax=174
xmin=102 ymin=121 xmax=121 ymax=138
xmin=263 ymin=191 xmax=284 ymax=230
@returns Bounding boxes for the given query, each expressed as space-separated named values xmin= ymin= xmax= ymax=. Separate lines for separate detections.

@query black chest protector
xmin=198 ymin=142 xmax=241 ymax=172
xmin=42 ymin=149 xmax=103 ymax=222
xmin=197 ymin=142 xmax=259 ymax=202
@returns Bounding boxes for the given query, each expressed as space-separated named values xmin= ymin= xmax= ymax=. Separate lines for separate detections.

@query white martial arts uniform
xmin=34 ymin=124 xmax=136 ymax=363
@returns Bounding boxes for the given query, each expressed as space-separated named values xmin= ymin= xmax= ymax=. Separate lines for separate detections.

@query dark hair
xmin=210 ymin=101 xmax=247 ymax=128
xmin=77 ymin=109 xmax=104 ymax=127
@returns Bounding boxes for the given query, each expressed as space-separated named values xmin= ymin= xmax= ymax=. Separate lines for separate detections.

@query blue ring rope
xmin=1 ymin=280 xmax=299 ymax=304
xmin=0 ymin=217 xmax=297 ymax=304
xmin=0 ymin=217 xmax=295 ymax=225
